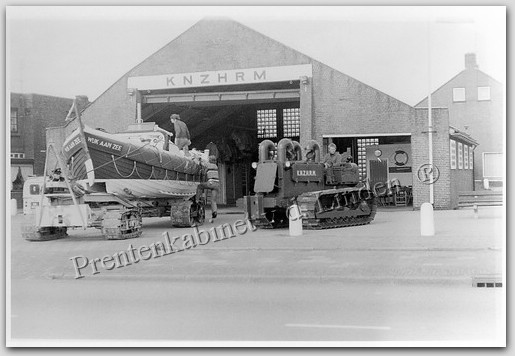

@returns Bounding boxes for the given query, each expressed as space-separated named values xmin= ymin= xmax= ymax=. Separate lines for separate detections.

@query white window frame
xmin=453 ymin=88 xmax=466 ymax=102
xmin=11 ymin=108 xmax=19 ymax=133
xmin=257 ymin=109 xmax=277 ymax=139
xmin=458 ymin=142 xmax=463 ymax=169
xmin=450 ymin=140 xmax=457 ymax=169
xmin=463 ymin=144 xmax=469 ymax=169
xmin=478 ymin=86 xmax=491 ymax=101
xmin=469 ymin=146 xmax=474 ymax=169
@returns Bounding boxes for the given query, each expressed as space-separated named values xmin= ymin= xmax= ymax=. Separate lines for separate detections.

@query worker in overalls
xmin=197 ymin=155 xmax=220 ymax=219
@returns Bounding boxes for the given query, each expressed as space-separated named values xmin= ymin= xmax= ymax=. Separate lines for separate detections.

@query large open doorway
xmin=323 ymin=134 xmax=413 ymax=207
xmin=139 ymin=82 xmax=301 ymax=206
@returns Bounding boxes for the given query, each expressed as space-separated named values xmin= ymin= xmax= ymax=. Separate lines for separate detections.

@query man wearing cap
xmin=323 ymin=143 xmax=341 ymax=168
xmin=51 ymin=168 xmax=65 ymax=182
xmin=170 ymin=114 xmax=191 ymax=156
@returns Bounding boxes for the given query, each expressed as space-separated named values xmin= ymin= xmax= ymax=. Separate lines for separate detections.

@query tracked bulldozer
xmin=243 ymin=138 xmax=377 ymax=229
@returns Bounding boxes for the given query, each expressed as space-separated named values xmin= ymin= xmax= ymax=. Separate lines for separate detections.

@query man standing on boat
xmin=170 ymin=114 xmax=191 ymax=156
xmin=197 ymin=155 xmax=220 ymax=220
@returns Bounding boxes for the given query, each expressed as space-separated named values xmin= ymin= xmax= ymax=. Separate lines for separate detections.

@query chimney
xmin=465 ymin=53 xmax=478 ymax=70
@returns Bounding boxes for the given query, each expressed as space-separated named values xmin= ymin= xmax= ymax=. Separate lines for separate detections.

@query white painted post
xmin=288 ymin=204 xmax=303 ymax=237
xmin=420 ymin=202 xmax=435 ymax=236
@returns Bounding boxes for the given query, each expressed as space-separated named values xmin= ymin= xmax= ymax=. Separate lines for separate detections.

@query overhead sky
xmin=6 ymin=6 xmax=505 ymax=106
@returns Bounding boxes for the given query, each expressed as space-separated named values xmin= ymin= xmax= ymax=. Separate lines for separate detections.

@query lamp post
xmin=421 ymin=19 xmax=435 ymax=237
xmin=427 ymin=20 xmax=434 ymax=205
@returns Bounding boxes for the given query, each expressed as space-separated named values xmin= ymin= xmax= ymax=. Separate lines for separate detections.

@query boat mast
xmin=65 ymin=96 xmax=95 ymax=186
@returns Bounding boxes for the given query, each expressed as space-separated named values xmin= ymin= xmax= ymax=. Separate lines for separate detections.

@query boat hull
xmin=78 ymin=179 xmax=199 ymax=199
xmin=63 ymin=126 xmax=203 ymax=185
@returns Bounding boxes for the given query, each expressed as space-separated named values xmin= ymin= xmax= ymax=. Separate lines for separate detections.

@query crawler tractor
xmin=243 ymin=138 xmax=377 ymax=229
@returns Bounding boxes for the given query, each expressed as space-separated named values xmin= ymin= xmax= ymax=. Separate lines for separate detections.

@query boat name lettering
xmin=87 ymin=136 xmax=122 ymax=151
xmin=296 ymin=170 xmax=316 ymax=176
xmin=64 ymin=137 xmax=81 ymax=152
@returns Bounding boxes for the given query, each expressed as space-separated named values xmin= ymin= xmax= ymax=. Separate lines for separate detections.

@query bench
xmin=457 ymin=191 xmax=503 ymax=217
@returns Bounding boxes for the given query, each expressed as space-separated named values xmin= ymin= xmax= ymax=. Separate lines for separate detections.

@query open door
xmin=369 ymin=159 xmax=388 ymax=192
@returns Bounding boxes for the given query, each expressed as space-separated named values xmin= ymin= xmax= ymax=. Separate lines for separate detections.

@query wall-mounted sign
xmin=127 ymin=64 xmax=313 ymax=90
xmin=389 ymin=166 xmax=412 ymax=173
xmin=393 ymin=150 xmax=409 ymax=166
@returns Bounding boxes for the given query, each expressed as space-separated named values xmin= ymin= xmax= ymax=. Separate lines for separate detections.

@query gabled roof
xmin=87 ymin=17 xmax=412 ymax=110
xmin=415 ymin=67 xmax=502 ymax=107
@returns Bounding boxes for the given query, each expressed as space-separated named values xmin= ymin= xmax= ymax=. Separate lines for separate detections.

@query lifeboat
xmin=62 ymin=122 xmax=207 ymax=199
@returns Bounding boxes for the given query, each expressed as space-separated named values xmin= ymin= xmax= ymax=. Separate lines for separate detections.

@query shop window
xmin=257 ymin=109 xmax=277 ymax=138
xmin=478 ymin=86 xmax=491 ymax=101
xmin=357 ymin=138 xmax=379 ymax=180
xmin=458 ymin=142 xmax=463 ymax=169
xmin=469 ymin=146 xmax=474 ymax=169
xmin=464 ymin=144 xmax=469 ymax=169
xmin=283 ymin=108 xmax=300 ymax=138
xmin=453 ymin=88 xmax=466 ymax=102
xmin=11 ymin=108 xmax=18 ymax=133
xmin=450 ymin=140 xmax=456 ymax=169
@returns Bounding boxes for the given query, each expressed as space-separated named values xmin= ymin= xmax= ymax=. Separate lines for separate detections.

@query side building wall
xmin=29 ymin=95 xmax=74 ymax=175
xmin=412 ymin=108 xmax=451 ymax=209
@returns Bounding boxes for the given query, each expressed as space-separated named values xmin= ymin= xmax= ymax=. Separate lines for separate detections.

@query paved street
xmin=7 ymin=206 xmax=505 ymax=345
xmin=10 ymin=279 xmax=503 ymax=343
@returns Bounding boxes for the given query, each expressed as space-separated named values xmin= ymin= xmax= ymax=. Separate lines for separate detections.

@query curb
xmin=43 ymin=273 xmax=476 ymax=286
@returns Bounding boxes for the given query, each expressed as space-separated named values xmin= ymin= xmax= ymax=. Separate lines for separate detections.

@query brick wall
xmin=29 ymin=95 xmax=74 ymax=175
xmin=411 ymin=108 xmax=451 ymax=209
xmin=10 ymin=93 xmax=34 ymax=161
xmin=310 ymin=61 xmax=415 ymax=143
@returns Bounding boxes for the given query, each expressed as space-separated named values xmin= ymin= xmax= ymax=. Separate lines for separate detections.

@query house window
xmin=469 ymin=146 xmax=474 ymax=169
xmin=450 ymin=140 xmax=457 ymax=169
xmin=464 ymin=144 xmax=469 ymax=169
xmin=257 ymin=109 xmax=277 ymax=138
xmin=10 ymin=153 xmax=26 ymax=159
xmin=478 ymin=86 xmax=491 ymax=101
xmin=453 ymin=88 xmax=466 ymax=102
xmin=458 ymin=142 xmax=463 ymax=169
xmin=11 ymin=108 xmax=18 ymax=132
xmin=282 ymin=108 xmax=300 ymax=138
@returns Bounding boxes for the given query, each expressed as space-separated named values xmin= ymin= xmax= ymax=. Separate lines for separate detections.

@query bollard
xmin=420 ymin=202 xmax=434 ymax=236
xmin=288 ymin=203 xmax=303 ymax=237
xmin=11 ymin=199 xmax=18 ymax=216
